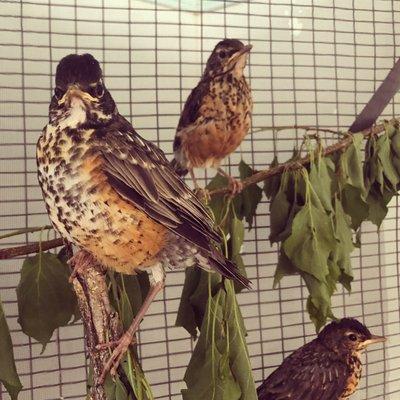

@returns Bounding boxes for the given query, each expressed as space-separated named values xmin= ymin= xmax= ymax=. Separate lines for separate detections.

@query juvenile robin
xmin=257 ymin=318 xmax=385 ymax=400
xmin=171 ymin=38 xmax=253 ymax=194
xmin=36 ymin=53 xmax=250 ymax=382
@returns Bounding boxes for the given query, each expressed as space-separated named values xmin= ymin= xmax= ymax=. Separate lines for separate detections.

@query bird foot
xmin=227 ymin=176 xmax=243 ymax=196
xmin=98 ymin=332 xmax=136 ymax=384
xmin=194 ymin=187 xmax=211 ymax=203
xmin=68 ymin=251 xmax=93 ymax=283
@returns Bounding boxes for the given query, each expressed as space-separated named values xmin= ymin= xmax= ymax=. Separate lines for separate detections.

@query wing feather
xmin=90 ymin=115 xmax=250 ymax=287
xmin=257 ymin=340 xmax=349 ymax=400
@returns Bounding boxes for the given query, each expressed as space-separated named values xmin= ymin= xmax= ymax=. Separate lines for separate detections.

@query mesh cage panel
xmin=0 ymin=0 xmax=399 ymax=399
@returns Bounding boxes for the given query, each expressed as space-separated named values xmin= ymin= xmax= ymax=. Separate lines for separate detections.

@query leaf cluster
xmin=266 ymin=121 xmax=400 ymax=330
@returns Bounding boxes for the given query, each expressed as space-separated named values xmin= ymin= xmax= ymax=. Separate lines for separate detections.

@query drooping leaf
xmin=338 ymin=133 xmax=369 ymax=229
xmin=309 ymin=156 xmax=335 ymax=212
xmin=234 ymin=160 xmax=263 ymax=228
xmin=331 ymin=198 xmax=354 ymax=291
xmin=17 ymin=252 xmax=76 ymax=349
xmin=182 ymin=278 xmax=257 ymax=400
xmin=229 ymin=215 xmax=247 ymax=293
xmin=122 ymin=351 xmax=154 ymax=400
xmin=0 ymin=297 xmax=22 ymax=400
xmin=176 ymin=267 xmax=203 ymax=337
xmin=263 ymin=155 xmax=281 ymax=199
xmin=273 ymin=250 xmax=298 ymax=288
xmin=283 ymin=177 xmax=335 ymax=282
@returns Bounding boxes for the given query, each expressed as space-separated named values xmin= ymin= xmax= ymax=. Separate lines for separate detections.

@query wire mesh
xmin=0 ymin=0 xmax=399 ymax=399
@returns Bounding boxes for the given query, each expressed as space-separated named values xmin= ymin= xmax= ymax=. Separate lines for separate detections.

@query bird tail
xmin=196 ymin=248 xmax=251 ymax=289
xmin=170 ymin=157 xmax=188 ymax=177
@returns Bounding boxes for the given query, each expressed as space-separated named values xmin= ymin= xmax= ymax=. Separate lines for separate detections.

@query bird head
xmin=50 ymin=53 xmax=116 ymax=127
xmin=204 ymin=39 xmax=252 ymax=78
xmin=318 ymin=318 xmax=386 ymax=356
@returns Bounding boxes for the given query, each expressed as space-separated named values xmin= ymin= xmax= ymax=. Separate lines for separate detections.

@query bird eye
xmin=94 ymin=82 xmax=104 ymax=97
xmin=348 ymin=334 xmax=357 ymax=341
xmin=219 ymin=51 xmax=226 ymax=59
xmin=54 ymin=87 xmax=65 ymax=100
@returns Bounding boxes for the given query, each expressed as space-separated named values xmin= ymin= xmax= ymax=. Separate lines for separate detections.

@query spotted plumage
xmin=171 ymin=39 xmax=253 ymax=191
xmin=37 ymin=53 xmax=250 ymax=380
xmin=257 ymin=318 xmax=385 ymax=400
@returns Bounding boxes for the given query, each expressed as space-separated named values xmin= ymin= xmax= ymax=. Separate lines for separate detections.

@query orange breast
xmin=74 ymin=155 xmax=169 ymax=274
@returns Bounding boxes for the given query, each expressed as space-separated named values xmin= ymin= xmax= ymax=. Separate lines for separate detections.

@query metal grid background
xmin=0 ymin=0 xmax=399 ymax=399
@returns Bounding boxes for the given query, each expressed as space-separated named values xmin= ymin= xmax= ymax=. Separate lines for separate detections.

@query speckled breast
xmin=340 ymin=356 xmax=362 ymax=399
xmin=183 ymin=75 xmax=252 ymax=169
xmin=36 ymin=124 xmax=168 ymax=274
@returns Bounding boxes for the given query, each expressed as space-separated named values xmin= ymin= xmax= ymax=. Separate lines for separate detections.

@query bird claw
xmin=227 ymin=177 xmax=243 ymax=196
xmin=194 ymin=187 xmax=211 ymax=203
xmin=98 ymin=332 xmax=136 ymax=384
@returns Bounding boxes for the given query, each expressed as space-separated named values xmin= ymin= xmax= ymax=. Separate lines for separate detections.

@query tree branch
xmin=71 ymin=250 xmax=122 ymax=400
xmin=0 ymin=238 xmax=64 ymax=260
xmin=0 ymin=120 xmax=396 ymax=261
xmin=209 ymin=120 xmax=394 ymax=197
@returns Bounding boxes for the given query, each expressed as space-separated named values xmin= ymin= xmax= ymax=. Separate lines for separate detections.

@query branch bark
xmin=0 ymin=238 xmax=64 ymax=260
xmin=0 ymin=120 xmax=395 ymax=260
xmin=71 ymin=250 xmax=122 ymax=400
xmin=209 ymin=120 xmax=393 ymax=197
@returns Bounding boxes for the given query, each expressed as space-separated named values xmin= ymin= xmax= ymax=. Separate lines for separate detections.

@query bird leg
xmin=98 ymin=280 xmax=165 ymax=384
xmin=217 ymin=168 xmax=243 ymax=196
xmin=189 ymin=168 xmax=210 ymax=202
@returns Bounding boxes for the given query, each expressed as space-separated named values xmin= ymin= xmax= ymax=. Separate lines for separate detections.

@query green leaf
xmin=0 ymin=297 xmax=22 ymax=400
xmin=207 ymin=174 xmax=230 ymax=227
xmin=331 ymin=199 xmax=354 ymax=291
xmin=273 ymin=250 xmax=298 ymax=288
xmin=17 ymin=252 xmax=76 ymax=349
xmin=115 ymin=376 xmax=129 ymax=400
xmin=182 ymin=279 xmax=257 ymax=400
xmin=341 ymin=185 xmax=369 ymax=230
xmin=375 ymin=131 xmax=400 ymax=191
xmin=122 ymin=352 xmax=154 ymax=400
xmin=283 ymin=180 xmax=335 ymax=282
xmin=263 ymin=156 xmax=281 ymax=199
xmin=339 ymin=133 xmax=369 ymax=229
xmin=309 ymin=156 xmax=335 ymax=213
xmin=175 ymin=267 xmax=203 ymax=337
xmin=229 ymin=215 xmax=247 ymax=293
xmin=234 ymin=160 xmax=263 ymax=229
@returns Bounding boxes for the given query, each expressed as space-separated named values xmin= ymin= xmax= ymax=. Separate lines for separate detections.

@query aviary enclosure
xmin=0 ymin=1 xmax=399 ymax=399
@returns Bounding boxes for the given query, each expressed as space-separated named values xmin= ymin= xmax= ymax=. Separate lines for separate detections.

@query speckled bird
xmin=171 ymin=39 xmax=253 ymax=194
xmin=257 ymin=318 xmax=385 ymax=400
xmin=36 ymin=53 xmax=250 ymax=381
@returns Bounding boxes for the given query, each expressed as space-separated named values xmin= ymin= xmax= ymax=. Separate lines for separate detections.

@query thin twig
xmin=252 ymin=125 xmax=344 ymax=135
xmin=0 ymin=238 xmax=64 ymax=260
xmin=209 ymin=120 xmax=393 ymax=197
xmin=0 ymin=225 xmax=53 ymax=240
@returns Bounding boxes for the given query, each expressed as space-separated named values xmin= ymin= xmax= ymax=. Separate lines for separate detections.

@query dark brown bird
xmin=36 ymin=53 xmax=250 ymax=382
xmin=257 ymin=318 xmax=385 ymax=400
xmin=171 ymin=38 xmax=253 ymax=194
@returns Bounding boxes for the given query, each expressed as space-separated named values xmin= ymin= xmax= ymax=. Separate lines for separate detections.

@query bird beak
xmin=363 ymin=335 xmax=386 ymax=346
xmin=58 ymin=84 xmax=97 ymax=106
xmin=227 ymin=44 xmax=252 ymax=65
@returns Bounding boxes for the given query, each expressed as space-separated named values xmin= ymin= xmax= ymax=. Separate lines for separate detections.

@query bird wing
xmin=176 ymin=77 xmax=210 ymax=131
xmin=257 ymin=341 xmax=349 ymax=400
xmin=90 ymin=115 xmax=250 ymax=287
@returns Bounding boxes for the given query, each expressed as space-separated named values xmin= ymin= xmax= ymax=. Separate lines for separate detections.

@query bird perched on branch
xmin=257 ymin=318 xmax=385 ymax=400
xmin=36 ymin=53 xmax=250 ymax=382
xmin=171 ymin=39 xmax=253 ymax=195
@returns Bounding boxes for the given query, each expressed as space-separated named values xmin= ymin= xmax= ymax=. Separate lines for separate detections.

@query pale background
xmin=0 ymin=0 xmax=399 ymax=399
